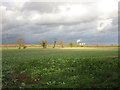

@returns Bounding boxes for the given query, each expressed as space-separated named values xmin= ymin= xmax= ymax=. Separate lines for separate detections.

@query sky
xmin=1 ymin=0 xmax=119 ymax=45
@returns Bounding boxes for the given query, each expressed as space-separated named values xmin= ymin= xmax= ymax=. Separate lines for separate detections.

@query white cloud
xmin=97 ymin=19 xmax=113 ymax=31
xmin=7 ymin=0 xmax=30 ymax=10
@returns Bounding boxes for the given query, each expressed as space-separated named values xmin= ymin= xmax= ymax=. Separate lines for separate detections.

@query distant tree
xmin=69 ymin=42 xmax=75 ymax=48
xmin=53 ymin=41 xmax=57 ymax=48
xmin=5 ymin=45 xmax=8 ymax=49
xmin=15 ymin=38 xmax=25 ymax=49
xmin=59 ymin=40 xmax=64 ymax=48
xmin=40 ymin=40 xmax=47 ymax=48
xmin=23 ymin=46 xmax=27 ymax=49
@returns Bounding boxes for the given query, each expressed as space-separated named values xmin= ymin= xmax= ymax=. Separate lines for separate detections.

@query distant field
xmin=2 ymin=47 xmax=119 ymax=88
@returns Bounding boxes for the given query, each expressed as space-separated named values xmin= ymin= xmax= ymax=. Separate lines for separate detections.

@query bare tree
xmin=40 ymin=40 xmax=47 ymax=48
xmin=15 ymin=38 xmax=25 ymax=49
xmin=59 ymin=40 xmax=64 ymax=48
xmin=53 ymin=40 xmax=57 ymax=48
xmin=23 ymin=46 xmax=27 ymax=49
xmin=69 ymin=42 xmax=75 ymax=48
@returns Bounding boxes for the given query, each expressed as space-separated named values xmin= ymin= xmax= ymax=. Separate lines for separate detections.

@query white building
xmin=79 ymin=43 xmax=86 ymax=45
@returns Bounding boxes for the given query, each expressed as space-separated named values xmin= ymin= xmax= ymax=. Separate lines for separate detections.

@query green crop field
xmin=2 ymin=47 xmax=119 ymax=88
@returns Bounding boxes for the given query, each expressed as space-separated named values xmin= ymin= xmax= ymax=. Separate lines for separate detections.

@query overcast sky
xmin=1 ymin=0 xmax=118 ymax=45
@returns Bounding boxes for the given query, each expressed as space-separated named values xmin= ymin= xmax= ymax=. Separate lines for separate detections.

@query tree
xmin=69 ymin=42 xmax=75 ymax=48
xmin=59 ymin=40 xmax=64 ymax=48
xmin=53 ymin=40 xmax=57 ymax=48
xmin=15 ymin=38 xmax=25 ymax=49
xmin=23 ymin=46 xmax=27 ymax=49
xmin=40 ymin=40 xmax=47 ymax=48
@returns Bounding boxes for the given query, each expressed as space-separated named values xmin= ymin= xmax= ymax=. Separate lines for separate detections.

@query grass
xmin=2 ymin=47 xmax=119 ymax=88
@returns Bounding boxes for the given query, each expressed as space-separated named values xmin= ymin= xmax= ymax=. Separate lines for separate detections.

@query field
xmin=2 ymin=47 xmax=119 ymax=88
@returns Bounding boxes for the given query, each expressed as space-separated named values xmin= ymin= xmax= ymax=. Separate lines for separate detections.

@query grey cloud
xmin=112 ymin=17 xmax=118 ymax=25
xmin=2 ymin=2 xmax=118 ymax=45
xmin=22 ymin=2 xmax=62 ymax=13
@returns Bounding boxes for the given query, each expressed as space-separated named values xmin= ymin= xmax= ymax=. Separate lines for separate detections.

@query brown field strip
xmin=0 ymin=45 xmax=120 ymax=47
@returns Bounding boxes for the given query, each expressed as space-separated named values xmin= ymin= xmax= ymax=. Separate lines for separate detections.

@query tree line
xmin=15 ymin=38 xmax=77 ymax=49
